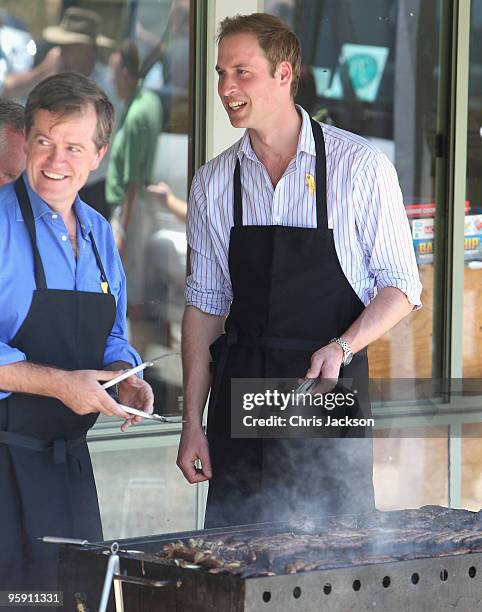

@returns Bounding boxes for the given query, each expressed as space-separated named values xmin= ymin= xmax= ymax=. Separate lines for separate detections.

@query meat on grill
xmin=156 ymin=505 xmax=482 ymax=578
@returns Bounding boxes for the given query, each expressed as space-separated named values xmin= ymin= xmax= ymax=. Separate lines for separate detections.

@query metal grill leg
xmin=98 ymin=553 xmax=122 ymax=612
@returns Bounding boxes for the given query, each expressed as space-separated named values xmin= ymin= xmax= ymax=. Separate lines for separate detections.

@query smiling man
xmin=0 ymin=72 xmax=153 ymax=590
xmin=177 ymin=13 xmax=422 ymax=528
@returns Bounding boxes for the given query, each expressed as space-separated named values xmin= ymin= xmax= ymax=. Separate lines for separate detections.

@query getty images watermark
xmin=230 ymin=378 xmax=375 ymax=438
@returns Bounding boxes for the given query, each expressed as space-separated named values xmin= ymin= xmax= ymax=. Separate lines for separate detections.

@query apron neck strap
xmin=14 ymin=177 xmax=111 ymax=294
xmin=233 ymin=160 xmax=243 ymax=227
xmin=232 ymin=119 xmax=329 ymax=229
xmin=14 ymin=177 xmax=47 ymax=290
xmin=89 ymin=232 xmax=112 ymax=294
xmin=310 ymin=118 xmax=328 ymax=230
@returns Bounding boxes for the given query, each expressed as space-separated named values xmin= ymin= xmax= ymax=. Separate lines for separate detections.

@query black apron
xmin=205 ymin=119 xmax=375 ymax=528
xmin=0 ymin=178 xmax=116 ymax=589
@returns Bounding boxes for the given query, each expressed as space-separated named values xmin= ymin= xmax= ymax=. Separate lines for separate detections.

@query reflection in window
xmin=266 ymin=0 xmax=442 ymax=379
xmin=0 ymin=0 xmax=191 ymax=414
xmin=374 ymin=428 xmax=448 ymax=509
xmin=90 ymin=442 xmax=198 ymax=538
xmin=128 ymin=0 xmax=190 ymax=414
xmin=463 ymin=1 xmax=482 ymax=377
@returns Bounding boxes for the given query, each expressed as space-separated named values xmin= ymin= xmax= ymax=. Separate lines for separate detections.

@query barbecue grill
xmin=58 ymin=506 xmax=482 ymax=611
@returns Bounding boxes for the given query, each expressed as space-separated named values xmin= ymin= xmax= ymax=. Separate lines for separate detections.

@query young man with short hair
xmin=177 ymin=14 xmax=421 ymax=527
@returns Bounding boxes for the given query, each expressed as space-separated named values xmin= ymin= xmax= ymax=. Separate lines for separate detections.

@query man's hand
xmin=147 ymin=181 xmax=188 ymax=222
xmin=118 ymin=375 xmax=154 ymax=432
xmin=55 ymin=369 xmax=132 ymax=419
xmin=147 ymin=181 xmax=171 ymax=199
xmin=179 ymin=306 xmax=224 ymax=483
xmin=177 ymin=424 xmax=212 ymax=483
xmin=305 ymin=342 xmax=344 ymax=380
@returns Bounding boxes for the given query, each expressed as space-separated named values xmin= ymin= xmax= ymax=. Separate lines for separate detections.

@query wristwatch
xmin=329 ymin=337 xmax=353 ymax=366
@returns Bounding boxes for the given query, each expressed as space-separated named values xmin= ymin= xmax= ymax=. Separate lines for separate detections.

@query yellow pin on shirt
xmin=305 ymin=173 xmax=316 ymax=195
xmin=101 ymin=281 xmax=109 ymax=294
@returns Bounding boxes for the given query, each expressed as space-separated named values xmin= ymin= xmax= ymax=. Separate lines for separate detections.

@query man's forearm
xmin=0 ymin=361 xmax=66 ymax=400
xmin=166 ymin=192 xmax=187 ymax=222
xmin=0 ymin=360 xmax=134 ymax=419
xmin=342 ymin=287 xmax=415 ymax=354
xmin=3 ymin=62 xmax=53 ymax=99
xmin=181 ymin=305 xmax=225 ymax=428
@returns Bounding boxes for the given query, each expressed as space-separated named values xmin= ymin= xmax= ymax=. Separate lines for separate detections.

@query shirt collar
xmin=237 ymin=130 xmax=256 ymax=161
xmin=16 ymin=173 xmax=93 ymax=238
xmin=237 ymin=104 xmax=317 ymax=163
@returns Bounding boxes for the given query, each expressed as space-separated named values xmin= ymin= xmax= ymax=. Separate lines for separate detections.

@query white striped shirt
xmin=185 ymin=106 xmax=422 ymax=316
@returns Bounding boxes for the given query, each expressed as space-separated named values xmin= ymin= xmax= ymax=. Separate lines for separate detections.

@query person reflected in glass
xmin=106 ymin=39 xmax=162 ymax=353
xmin=2 ymin=7 xmax=119 ymax=219
xmin=0 ymin=99 xmax=25 ymax=186
xmin=140 ymin=0 xmax=190 ymax=131
xmin=106 ymin=40 xmax=162 ymax=254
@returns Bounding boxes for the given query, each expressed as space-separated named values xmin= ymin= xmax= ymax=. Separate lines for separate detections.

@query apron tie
xmin=53 ymin=438 xmax=67 ymax=464
xmin=0 ymin=430 xmax=85 ymax=464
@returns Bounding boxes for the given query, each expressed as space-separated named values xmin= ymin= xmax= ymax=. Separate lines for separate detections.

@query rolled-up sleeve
xmin=185 ymin=172 xmax=231 ymax=315
xmin=353 ymin=153 xmax=422 ymax=308
xmin=0 ymin=343 xmax=26 ymax=368
xmin=0 ymin=343 xmax=26 ymax=400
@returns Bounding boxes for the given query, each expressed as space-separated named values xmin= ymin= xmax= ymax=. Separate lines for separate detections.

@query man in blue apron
xmin=0 ymin=72 xmax=154 ymax=589
xmin=177 ymin=14 xmax=422 ymax=528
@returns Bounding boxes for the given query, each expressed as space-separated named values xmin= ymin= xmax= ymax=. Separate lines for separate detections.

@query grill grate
xmin=58 ymin=506 xmax=482 ymax=611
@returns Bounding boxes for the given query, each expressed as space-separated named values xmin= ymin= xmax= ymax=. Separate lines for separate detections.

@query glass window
xmin=374 ymin=427 xmax=449 ymax=509
xmin=263 ymin=0 xmax=449 ymax=507
xmin=0 ymin=0 xmax=191 ymax=417
xmin=463 ymin=1 xmax=482 ymax=377
xmin=0 ymin=0 xmax=198 ymax=536
xmin=265 ymin=0 xmax=444 ymax=379
xmin=89 ymin=438 xmax=199 ymax=538
xmin=460 ymin=4 xmax=482 ymax=513
xmin=461 ymin=423 xmax=482 ymax=510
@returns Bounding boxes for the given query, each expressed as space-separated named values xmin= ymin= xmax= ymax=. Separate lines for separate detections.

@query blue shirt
xmin=0 ymin=174 xmax=141 ymax=399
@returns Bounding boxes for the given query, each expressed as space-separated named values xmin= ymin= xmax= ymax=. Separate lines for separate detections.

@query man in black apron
xmin=0 ymin=73 xmax=153 ymax=590
xmin=177 ymin=14 xmax=421 ymax=527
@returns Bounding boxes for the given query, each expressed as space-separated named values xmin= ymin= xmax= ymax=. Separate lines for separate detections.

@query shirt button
xmin=51 ymin=214 xmax=58 ymax=219
xmin=61 ymin=234 xmax=68 ymax=241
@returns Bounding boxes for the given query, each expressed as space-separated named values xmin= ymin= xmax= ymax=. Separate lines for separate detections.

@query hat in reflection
xmin=43 ymin=7 xmax=114 ymax=48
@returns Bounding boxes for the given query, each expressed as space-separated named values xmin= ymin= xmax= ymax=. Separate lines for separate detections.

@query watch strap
xmin=329 ymin=337 xmax=353 ymax=365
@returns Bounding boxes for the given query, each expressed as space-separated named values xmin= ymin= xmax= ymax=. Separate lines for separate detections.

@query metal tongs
xmin=293 ymin=377 xmax=320 ymax=396
xmin=116 ymin=404 xmax=184 ymax=423
xmin=292 ymin=376 xmax=340 ymax=404
xmin=101 ymin=352 xmax=183 ymax=422
xmin=102 ymin=352 xmax=179 ymax=390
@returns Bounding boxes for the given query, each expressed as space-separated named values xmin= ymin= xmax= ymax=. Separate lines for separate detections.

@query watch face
xmin=344 ymin=352 xmax=353 ymax=366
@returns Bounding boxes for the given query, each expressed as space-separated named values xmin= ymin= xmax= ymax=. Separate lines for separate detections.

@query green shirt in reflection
xmin=106 ymin=85 xmax=162 ymax=206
